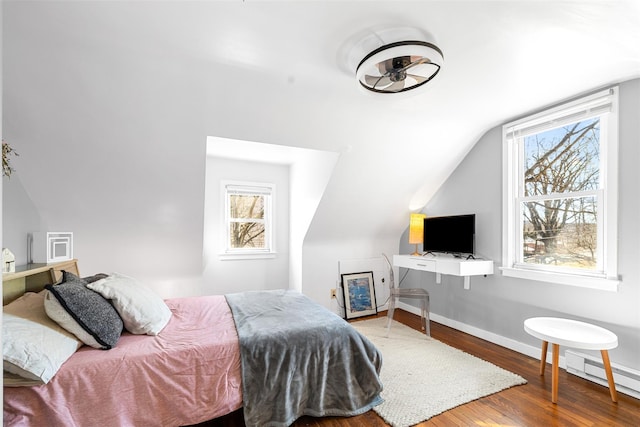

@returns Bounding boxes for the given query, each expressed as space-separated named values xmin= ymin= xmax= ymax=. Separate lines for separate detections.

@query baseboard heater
xmin=565 ymin=350 xmax=640 ymax=400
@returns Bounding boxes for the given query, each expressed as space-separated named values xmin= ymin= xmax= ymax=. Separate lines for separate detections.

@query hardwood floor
xmin=197 ymin=310 xmax=640 ymax=427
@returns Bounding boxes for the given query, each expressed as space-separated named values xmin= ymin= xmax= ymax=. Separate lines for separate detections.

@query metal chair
xmin=382 ymin=253 xmax=430 ymax=337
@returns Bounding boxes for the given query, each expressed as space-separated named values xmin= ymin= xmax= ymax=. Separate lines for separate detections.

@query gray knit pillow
xmin=44 ymin=272 xmax=123 ymax=349
xmin=82 ymin=273 xmax=109 ymax=284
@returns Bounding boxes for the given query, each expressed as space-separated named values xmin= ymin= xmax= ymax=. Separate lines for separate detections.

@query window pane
xmin=523 ymin=117 xmax=600 ymax=197
xmin=229 ymin=194 xmax=266 ymax=249
xmin=230 ymin=195 xmax=264 ymax=219
xmin=230 ymin=222 xmax=265 ymax=249
xmin=223 ymin=181 xmax=273 ymax=254
xmin=521 ymin=196 xmax=597 ymax=271
xmin=503 ymin=87 xmax=617 ymax=287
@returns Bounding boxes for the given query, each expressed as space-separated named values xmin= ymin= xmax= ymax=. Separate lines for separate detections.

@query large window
xmin=223 ymin=181 xmax=274 ymax=256
xmin=502 ymin=87 xmax=619 ymax=291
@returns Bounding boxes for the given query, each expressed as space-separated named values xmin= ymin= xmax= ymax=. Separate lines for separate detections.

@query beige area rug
xmin=352 ymin=318 xmax=527 ymax=427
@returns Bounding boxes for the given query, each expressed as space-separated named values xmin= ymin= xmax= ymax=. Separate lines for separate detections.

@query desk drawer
xmin=393 ymin=255 xmax=436 ymax=272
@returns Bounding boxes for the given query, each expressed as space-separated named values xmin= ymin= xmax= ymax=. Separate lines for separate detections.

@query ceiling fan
xmin=357 ymin=41 xmax=443 ymax=93
xmin=346 ymin=28 xmax=444 ymax=94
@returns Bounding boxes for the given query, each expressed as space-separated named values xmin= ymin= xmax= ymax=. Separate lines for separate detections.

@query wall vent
xmin=565 ymin=350 xmax=640 ymax=400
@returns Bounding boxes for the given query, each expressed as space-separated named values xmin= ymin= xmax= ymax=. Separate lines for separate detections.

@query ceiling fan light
xmin=355 ymin=41 xmax=444 ymax=94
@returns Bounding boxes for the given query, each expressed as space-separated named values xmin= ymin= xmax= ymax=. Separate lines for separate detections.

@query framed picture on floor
xmin=341 ymin=271 xmax=377 ymax=320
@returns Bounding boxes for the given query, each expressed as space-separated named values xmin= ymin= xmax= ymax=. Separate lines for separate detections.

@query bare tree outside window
xmin=521 ymin=118 xmax=600 ymax=270
xmin=223 ymin=182 xmax=273 ymax=254
xmin=503 ymin=87 xmax=618 ymax=288
xmin=229 ymin=194 xmax=266 ymax=249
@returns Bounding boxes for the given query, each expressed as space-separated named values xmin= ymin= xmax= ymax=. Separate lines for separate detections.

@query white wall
xmin=200 ymin=156 xmax=290 ymax=296
xmin=2 ymin=176 xmax=45 ymax=265
xmin=288 ymin=148 xmax=340 ymax=293
xmin=400 ymin=79 xmax=640 ymax=372
xmin=3 ymin=20 xmax=210 ymax=283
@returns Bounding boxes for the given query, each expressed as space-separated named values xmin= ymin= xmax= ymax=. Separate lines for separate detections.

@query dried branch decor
xmin=2 ymin=140 xmax=18 ymax=178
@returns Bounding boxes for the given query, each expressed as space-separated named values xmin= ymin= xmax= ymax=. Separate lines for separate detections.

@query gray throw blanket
xmin=225 ymin=289 xmax=383 ymax=427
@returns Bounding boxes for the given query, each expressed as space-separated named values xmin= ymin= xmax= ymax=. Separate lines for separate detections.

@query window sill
xmin=500 ymin=267 xmax=619 ymax=292
xmin=219 ymin=252 xmax=277 ymax=261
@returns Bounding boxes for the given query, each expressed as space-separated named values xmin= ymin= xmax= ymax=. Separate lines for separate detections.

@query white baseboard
xmin=396 ymin=301 xmax=546 ymax=361
xmin=565 ymin=350 xmax=640 ymax=400
xmin=396 ymin=301 xmax=640 ymax=398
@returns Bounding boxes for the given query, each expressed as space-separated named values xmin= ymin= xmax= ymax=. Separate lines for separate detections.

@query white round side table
xmin=524 ymin=317 xmax=618 ymax=404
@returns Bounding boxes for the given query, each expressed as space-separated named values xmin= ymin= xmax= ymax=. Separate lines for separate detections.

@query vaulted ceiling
xmin=4 ymin=1 xmax=640 ymax=249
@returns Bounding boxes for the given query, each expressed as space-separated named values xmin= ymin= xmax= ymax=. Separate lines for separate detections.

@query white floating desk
xmin=393 ymin=254 xmax=494 ymax=290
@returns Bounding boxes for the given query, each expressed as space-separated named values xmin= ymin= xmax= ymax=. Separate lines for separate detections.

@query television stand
xmin=393 ymin=253 xmax=493 ymax=290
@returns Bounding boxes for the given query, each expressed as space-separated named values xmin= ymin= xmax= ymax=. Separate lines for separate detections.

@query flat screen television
xmin=423 ymin=214 xmax=475 ymax=255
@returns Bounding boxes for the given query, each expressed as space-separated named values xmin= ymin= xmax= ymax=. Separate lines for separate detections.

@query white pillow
xmin=87 ymin=273 xmax=172 ymax=335
xmin=2 ymin=292 xmax=82 ymax=385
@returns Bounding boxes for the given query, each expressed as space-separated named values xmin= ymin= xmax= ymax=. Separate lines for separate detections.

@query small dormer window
xmin=222 ymin=181 xmax=275 ymax=258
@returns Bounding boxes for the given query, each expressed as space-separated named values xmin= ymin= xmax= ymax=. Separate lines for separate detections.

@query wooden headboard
xmin=2 ymin=259 xmax=79 ymax=305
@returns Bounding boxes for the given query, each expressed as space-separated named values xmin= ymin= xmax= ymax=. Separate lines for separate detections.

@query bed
xmin=3 ymin=264 xmax=383 ymax=427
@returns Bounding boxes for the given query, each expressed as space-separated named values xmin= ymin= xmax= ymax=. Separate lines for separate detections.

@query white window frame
xmin=501 ymin=87 xmax=619 ymax=291
xmin=220 ymin=180 xmax=276 ymax=260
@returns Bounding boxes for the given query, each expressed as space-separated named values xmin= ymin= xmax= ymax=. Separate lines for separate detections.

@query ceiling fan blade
xmin=386 ymin=80 xmax=406 ymax=92
xmin=364 ymin=74 xmax=392 ymax=88
xmin=406 ymin=73 xmax=428 ymax=84
xmin=402 ymin=57 xmax=432 ymax=72
xmin=377 ymin=58 xmax=395 ymax=74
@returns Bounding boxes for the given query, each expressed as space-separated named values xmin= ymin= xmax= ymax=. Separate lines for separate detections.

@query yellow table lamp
xmin=409 ymin=213 xmax=426 ymax=256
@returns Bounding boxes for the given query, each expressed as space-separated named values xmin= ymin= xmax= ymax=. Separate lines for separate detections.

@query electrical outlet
xmin=330 ymin=288 xmax=337 ymax=299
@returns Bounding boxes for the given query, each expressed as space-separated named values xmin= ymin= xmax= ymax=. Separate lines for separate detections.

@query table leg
xmin=601 ymin=350 xmax=618 ymax=403
xmin=540 ymin=341 xmax=548 ymax=376
xmin=552 ymin=343 xmax=559 ymax=404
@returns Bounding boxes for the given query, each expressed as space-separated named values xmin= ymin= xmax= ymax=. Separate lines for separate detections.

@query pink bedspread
xmin=3 ymin=295 xmax=243 ymax=427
